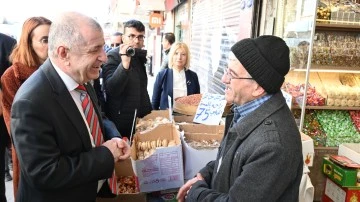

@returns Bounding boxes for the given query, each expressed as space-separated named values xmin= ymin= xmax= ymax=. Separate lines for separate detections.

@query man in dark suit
xmin=10 ymin=12 xmax=130 ymax=202
xmin=0 ymin=32 xmax=16 ymax=202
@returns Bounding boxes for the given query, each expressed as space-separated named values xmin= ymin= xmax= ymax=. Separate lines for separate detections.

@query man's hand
xmin=177 ymin=173 xmax=204 ymax=202
xmin=119 ymin=44 xmax=132 ymax=70
xmin=102 ymin=139 xmax=124 ymax=162
xmin=112 ymin=137 xmax=131 ymax=160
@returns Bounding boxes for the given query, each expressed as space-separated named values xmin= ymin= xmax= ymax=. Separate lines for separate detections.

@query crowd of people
xmin=0 ymin=11 xmax=303 ymax=202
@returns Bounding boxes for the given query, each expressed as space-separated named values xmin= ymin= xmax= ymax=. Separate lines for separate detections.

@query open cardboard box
xmin=338 ymin=143 xmax=360 ymax=164
xmin=179 ymin=124 xmax=224 ymax=179
xmin=131 ymin=124 xmax=184 ymax=193
xmin=96 ymin=159 xmax=146 ymax=202
xmin=135 ymin=110 xmax=172 ymax=135
xmin=173 ymin=114 xmax=195 ymax=124
xmin=141 ymin=110 xmax=171 ymax=120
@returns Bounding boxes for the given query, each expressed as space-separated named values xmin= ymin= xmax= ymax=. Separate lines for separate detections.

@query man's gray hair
xmin=48 ymin=12 xmax=103 ymax=58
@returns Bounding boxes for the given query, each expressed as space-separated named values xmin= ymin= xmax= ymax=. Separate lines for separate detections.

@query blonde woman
xmin=152 ymin=42 xmax=200 ymax=110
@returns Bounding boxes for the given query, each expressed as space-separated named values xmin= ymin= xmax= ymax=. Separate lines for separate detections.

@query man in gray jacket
xmin=177 ymin=35 xmax=303 ymax=202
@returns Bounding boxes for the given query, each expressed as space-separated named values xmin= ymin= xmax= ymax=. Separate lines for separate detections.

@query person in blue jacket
xmin=152 ymin=42 xmax=200 ymax=110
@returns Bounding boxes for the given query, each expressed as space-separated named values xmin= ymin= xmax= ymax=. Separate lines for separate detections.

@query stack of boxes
xmin=322 ymin=143 xmax=360 ymax=201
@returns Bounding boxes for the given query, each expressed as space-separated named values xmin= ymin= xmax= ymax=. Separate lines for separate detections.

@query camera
xmin=126 ymin=47 xmax=136 ymax=57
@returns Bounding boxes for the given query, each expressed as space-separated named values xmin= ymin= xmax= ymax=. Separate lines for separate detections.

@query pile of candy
xmin=349 ymin=111 xmax=360 ymax=132
xmin=303 ymin=110 xmax=327 ymax=147
xmin=285 ymin=83 xmax=326 ymax=106
xmin=315 ymin=110 xmax=360 ymax=147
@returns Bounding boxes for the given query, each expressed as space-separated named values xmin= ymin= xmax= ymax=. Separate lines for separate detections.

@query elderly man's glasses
xmin=224 ymin=68 xmax=253 ymax=81
xmin=126 ymin=34 xmax=145 ymax=41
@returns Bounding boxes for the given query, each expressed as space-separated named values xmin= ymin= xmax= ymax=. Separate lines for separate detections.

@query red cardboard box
xmin=323 ymin=178 xmax=360 ymax=202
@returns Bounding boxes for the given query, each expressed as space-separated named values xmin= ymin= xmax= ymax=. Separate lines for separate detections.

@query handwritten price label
xmin=193 ymin=93 xmax=227 ymax=125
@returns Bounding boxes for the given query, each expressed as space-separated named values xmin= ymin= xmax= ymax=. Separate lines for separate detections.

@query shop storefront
xmin=189 ymin=0 xmax=255 ymax=93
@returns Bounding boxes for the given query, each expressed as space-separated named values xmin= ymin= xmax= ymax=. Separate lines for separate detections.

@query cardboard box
xmin=301 ymin=133 xmax=315 ymax=167
xmin=323 ymin=178 xmax=360 ymax=202
xmin=179 ymin=124 xmax=224 ymax=180
xmin=339 ymin=143 xmax=360 ymax=165
xmin=131 ymin=124 xmax=184 ymax=193
xmin=173 ymin=115 xmax=195 ymax=124
xmin=96 ymin=159 xmax=147 ymax=202
xmin=322 ymin=157 xmax=358 ymax=187
xmin=135 ymin=110 xmax=172 ymax=135
xmin=142 ymin=110 xmax=171 ymax=120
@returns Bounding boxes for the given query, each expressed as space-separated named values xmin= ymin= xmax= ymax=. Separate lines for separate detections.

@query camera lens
xmin=126 ymin=47 xmax=136 ymax=57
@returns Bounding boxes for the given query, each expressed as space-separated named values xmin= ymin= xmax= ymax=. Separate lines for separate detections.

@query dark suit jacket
xmin=11 ymin=59 xmax=116 ymax=202
xmin=0 ymin=33 xmax=16 ymax=79
xmin=152 ymin=68 xmax=200 ymax=110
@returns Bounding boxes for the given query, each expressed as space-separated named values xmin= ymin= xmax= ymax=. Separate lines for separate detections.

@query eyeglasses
xmin=126 ymin=34 xmax=145 ymax=41
xmin=111 ymin=43 xmax=120 ymax=47
xmin=224 ymin=68 xmax=253 ymax=81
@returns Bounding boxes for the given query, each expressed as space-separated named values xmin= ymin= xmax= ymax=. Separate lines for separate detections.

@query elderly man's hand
xmin=177 ymin=173 xmax=204 ymax=202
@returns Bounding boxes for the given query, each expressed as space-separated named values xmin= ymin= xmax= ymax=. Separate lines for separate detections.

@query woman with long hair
xmin=1 ymin=16 xmax=52 ymax=198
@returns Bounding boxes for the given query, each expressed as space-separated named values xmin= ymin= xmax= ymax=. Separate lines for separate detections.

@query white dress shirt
xmin=51 ymin=60 xmax=105 ymax=192
xmin=173 ymin=69 xmax=187 ymax=101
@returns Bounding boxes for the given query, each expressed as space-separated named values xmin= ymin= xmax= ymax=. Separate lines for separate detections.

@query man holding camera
xmin=102 ymin=20 xmax=152 ymax=139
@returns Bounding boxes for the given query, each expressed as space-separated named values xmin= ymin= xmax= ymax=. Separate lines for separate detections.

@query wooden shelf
xmin=293 ymin=105 xmax=360 ymax=110
xmin=293 ymin=65 xmax=360 ymax=73
xmin=316 ymin=22 xmax=360 ymax=32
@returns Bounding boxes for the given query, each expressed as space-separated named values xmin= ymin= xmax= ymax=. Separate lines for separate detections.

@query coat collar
xmin=40 ymin=59 xmax=93 ymax=150
xmin=228 ymin=92 xmax=286 ymax=141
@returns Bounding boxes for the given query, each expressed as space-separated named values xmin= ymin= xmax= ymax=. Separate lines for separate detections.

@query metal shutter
xmin=190 ymin=0 xmax=254 ymax=94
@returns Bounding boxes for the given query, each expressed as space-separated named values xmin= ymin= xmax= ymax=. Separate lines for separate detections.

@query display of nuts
xmin=135 ymin=138 xmax=177 ymax=160
xmin=135 ymin=117 xmax=171 ymax=133
xmin=151 ymin=140 xmax=156 ymax=149
xmin=168 ymin=140 xmax=176 ymax=147
xmin=162 ymin=139 xmax=168 ymax=147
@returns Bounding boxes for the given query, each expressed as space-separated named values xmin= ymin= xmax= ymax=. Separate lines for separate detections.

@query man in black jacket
xmin=102 ymin=20 xmax=152 ymax=139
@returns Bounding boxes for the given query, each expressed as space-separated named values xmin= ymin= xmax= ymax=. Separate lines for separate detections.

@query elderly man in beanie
xmin=177 ymin=35 xmax=303 ymax=202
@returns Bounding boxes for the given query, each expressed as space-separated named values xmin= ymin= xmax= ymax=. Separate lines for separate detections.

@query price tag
xmin=193 ymin=93 xmax=227 ymax=125
xmin=281 ymin=90 xmax=292 ymax=110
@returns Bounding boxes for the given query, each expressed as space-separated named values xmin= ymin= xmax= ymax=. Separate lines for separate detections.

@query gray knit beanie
xmin=230 ymin=35 xmax=290 ymax=94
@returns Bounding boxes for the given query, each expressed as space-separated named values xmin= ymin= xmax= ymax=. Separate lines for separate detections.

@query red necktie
xmin=76 ymin=85 xmax=117 ymax=194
